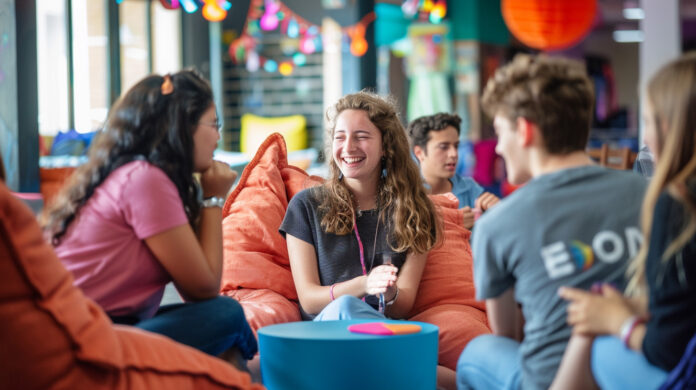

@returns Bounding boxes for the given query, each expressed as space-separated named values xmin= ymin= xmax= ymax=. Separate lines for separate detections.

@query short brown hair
xmin=481 ymin=54 xmax=594 ymax=154
xmin=407 ymin=113 xmax=462 ymax=150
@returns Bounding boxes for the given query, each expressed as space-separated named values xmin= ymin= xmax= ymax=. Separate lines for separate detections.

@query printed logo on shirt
xmin=541 ymin=227 xmax=642 ymax=279
xmin=569 ymin=240 xmax=594 ymax=271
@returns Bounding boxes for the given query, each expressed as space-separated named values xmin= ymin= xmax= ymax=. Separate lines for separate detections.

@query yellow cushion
xmin=240 ymin=113 xmax=307 ymax=153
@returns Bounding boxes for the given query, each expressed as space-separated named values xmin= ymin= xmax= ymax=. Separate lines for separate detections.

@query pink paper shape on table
xmin=348 ymin=322 xmax=422 ymax=336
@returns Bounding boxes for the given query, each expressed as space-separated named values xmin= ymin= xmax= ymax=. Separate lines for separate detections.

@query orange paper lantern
xmin=502 ymin=0 xmax=597 ymax=51
xmin=202 ymin=0 xmax=226 ymax=22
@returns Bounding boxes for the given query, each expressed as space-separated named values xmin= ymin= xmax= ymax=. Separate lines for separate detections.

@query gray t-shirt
xmin=472 ymin=165 xmax=647 ymax=390
xmin=280 ymin=186 xmax=406 ymax=320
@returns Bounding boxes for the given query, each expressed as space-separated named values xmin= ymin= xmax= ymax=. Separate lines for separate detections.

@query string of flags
xmin=114 ymin=0 xmax=446 ymax=76
xmin=229 ymin=0 xmax=376 ymax=76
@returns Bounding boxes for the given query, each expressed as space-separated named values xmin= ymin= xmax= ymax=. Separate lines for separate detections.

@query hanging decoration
xmin=287 ymin=18 xmax=300 ymax=38
xmin=117 ymin=0 xmax=375 ymax=76
xmin=401 ymin=0 xmax=447 ymax=24
xmin=349 ymin=24 xmax=368 ymax=57
xmin=202 ymin=0 xmax=228 ymax=22
xmin=260 ymin=0 xmax=281 ymax=31
xmin=502 ymin=0 xmax=597 ymax=51
xmin=229 ymin=0 xmax=376 ymax=77
xmin=116 ymin=0 xmax=232 ymax=22
xmin=158 ymin=0 xmax=180 ymax=10
xmin=180 ymin=0 xmax=199 ymax=13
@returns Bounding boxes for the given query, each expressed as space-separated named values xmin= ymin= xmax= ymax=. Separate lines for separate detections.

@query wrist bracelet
xmin=385 ymin=286 xmax=399 ymax=306
xmin=330 ymin=283 xmax=337 ymax=301
xmin=201 ymin=196 xmax=225 ymax=208
xmin=619 ymin=315 xmax=645 ymax=347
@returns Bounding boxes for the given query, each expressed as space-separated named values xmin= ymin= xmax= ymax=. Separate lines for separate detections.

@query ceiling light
xmin=623 ymin=7 xmax=645 ymax=20
xmin=613 ymin=29 xmax=644 ymax=43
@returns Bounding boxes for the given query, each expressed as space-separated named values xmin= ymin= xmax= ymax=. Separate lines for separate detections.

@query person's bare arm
xmin=559 ymin=284 xmax=635 ymax=337
xmin=550 ymin=334 xmax=599 ymax=390
xmin=286 ymin=234 xmax=370 ymax=314
xmin=144 ymin=161 xmax=236 ymax=301
xmin=145 ymin=221 xmax=221 ymax=301
xmin=487 ymin=287 xmax=524 ymax=341
xmin=475 ymin=192 xmax=500 ymax=211
xmin=461 ymin=206 xmax=475 ymax=229
xmin=384 ymin=251 xmax=428 ymax=319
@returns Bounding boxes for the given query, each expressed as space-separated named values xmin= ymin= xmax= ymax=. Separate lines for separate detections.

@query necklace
xmin=353 ymin=210 xmax=381 ymax=276
xmin=355 ymin=196 xmax=378 ymax=218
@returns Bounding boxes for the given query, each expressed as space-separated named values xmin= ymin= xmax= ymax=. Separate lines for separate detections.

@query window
xmin=37 ymin=0 xmax=182 ymax=137
xmin=36 ymin=0 xmax=70 ymax=136
xmin=72 ymin=0 xmax=108 ymax=133
xmin=119 ymin=1 xmax=149 ymax=92
xmin=151 ymin=2 xmax=181 ymax=75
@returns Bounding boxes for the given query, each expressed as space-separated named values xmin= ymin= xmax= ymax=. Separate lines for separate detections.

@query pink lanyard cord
xmin=353 ymin=214 xmax=369 ymax=303
xmin=353 ymin=215 xmax=368 ymax=276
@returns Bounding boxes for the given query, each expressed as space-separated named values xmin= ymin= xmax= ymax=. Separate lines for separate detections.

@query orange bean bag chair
xmin=407 ymin=193 xmax=490 ymax=369
xmin=220 ymin=133 xmax=490 ymax=369
xmin=0 ymin=180 xmax=264 ymax=390
xmin=220 ymin=133 xmax=323 ymax=332
xmin=39 ymin=166 xmax=76 ymax=207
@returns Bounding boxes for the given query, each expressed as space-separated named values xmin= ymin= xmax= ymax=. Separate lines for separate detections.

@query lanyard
xmin=353 ymin=214 xmax=368 ymax=276
xmin=354 ymin=212 xmax=382 ymax=305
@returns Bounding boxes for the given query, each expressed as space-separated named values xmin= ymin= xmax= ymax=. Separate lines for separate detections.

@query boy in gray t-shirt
xmin=456 ymin=54 xmax=646 ymax=390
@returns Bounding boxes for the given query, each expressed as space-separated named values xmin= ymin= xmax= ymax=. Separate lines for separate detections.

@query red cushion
xmin=0 ymin=181 xmax=263 ymax=389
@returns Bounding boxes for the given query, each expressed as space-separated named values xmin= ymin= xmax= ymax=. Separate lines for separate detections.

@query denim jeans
xmin=591 ymin=336 xmax=668 ymax=390
xmin=456 ymin=334 xmax=522 ymax=390
xmin=313 ymin=295 xmax=386 ymax=321
xmin=116 ymin=296 xmax=258 ymax=359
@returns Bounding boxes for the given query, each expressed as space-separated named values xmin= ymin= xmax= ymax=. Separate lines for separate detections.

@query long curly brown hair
xmin=318 ymin=91 xmax=441 ymax=254
xmin=42 ymin=69 xmax=213 ymax=244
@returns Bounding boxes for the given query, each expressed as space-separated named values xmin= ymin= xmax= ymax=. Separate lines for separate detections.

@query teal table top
xmin=259 ymin=319 xmax=438 ymax=341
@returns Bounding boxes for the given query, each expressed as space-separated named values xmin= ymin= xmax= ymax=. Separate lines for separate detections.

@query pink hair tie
xmin=330 ymin=284 xmax=337 ymax=301
xmin=161 ymin=74 xmax=174 ymax=95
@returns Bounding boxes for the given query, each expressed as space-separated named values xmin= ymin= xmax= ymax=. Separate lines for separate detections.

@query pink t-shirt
xmin=55 ymin=161 xmax=188 ymax=319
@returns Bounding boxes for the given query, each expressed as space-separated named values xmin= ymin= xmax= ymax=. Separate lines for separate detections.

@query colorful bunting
xmin=117 ymin=0 xmax=378 ymax=76
xmin=229 ymin=0 xmax=377 ymax=76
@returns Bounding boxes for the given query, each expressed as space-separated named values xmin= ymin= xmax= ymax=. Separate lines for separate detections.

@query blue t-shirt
xmin=450 ymin=174 xmax=484 ymax=208
xmin=472 ymin=165 xmax=646 ymax=390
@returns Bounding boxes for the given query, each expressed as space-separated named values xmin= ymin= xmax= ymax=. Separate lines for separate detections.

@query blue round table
xmin=258 ymin=320 xmax=439 ymax=390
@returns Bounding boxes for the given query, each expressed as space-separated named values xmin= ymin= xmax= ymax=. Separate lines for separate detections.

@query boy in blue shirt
xmin=408 ymin=113 xmax=499 ymax=229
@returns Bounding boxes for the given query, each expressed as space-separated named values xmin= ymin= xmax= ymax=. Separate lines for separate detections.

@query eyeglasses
xmin=199 ymin=118 xmax=223 ymax=133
